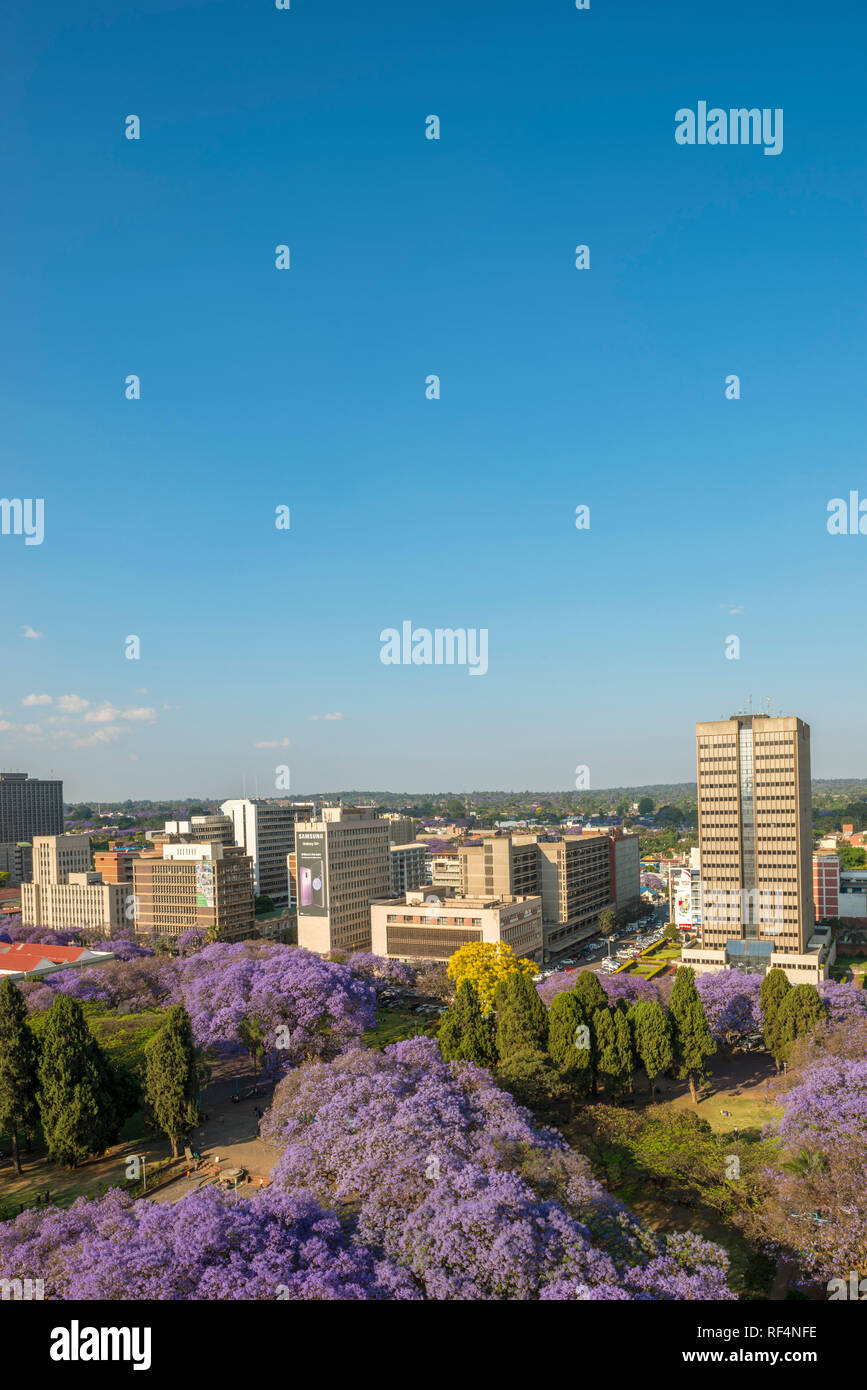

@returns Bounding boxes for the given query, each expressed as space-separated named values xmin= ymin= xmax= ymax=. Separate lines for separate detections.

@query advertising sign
xmin=297 ymin=831 xmax=328 ymax=914
xmin=673 ymin=868 xmax=692 ymax=930
xmin=195 ymin=861 xmax=215 ymax=908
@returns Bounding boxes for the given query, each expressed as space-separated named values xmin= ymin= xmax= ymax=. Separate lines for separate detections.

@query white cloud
xmin=0 ymin=720 xmax=12 ymax=731
xmin=253 ymin=737 xmax=292 ymax=748
xmin=57 ymin=694 xmax=89 ymax=714
xmin=309 ymin=713 xmax=345 ymax=722
xmin=19 ymin=723 xmax=45 ymax=739
xmin=84 ymin=704 xmax=120 ymax=724
xmin=72 ymin=726 xmax=122 ymax=748
xmin=22 ymin=693 xmax=53 ymax=706
xmin=121 ymin=707 xmax=156 ymax=723
xmin=21 ymin=626 xmax=42 ymax=640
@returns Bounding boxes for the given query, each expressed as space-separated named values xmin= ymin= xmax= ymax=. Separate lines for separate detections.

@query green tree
xmin=437 ymin=980 xmax=497 ymax=1067
xmin=0 ymin=979 xmax=40 ymax=1174
xmin=638 ymin=797 xmax=654 ymax=815
xmin=766 ymin=984 xmax=826 ymax=1070
xmin=597 ymin=907 xmax=617 ymax=938
xmin=493 ymin=971 xmax=548 ymax=1062
xmin=547 ymin=991 xmax=592 ymax=1096
xmin=628 ymin=999 xmax=674 ymax=1097
xmin=760 ymin=967 xmax=791 ymax=1059
xmin=571 ymin=971 xmax=608 ymax=1015
xmin=143 ymin=1005 xmax=200 ymax=1158
xmin=593 ymin=1007 xmax=633 ymax=1101
xmin=669 ymin=966 xmax=715 ymax=1103
xmin=254 ymin=894 xmax=275 ymax=915
xmin=37 ymin=996 xmax=133 ymax=1168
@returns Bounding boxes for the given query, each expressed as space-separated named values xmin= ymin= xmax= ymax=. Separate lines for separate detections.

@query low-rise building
xmin=371 ymin=890 xmax=543 ymax=963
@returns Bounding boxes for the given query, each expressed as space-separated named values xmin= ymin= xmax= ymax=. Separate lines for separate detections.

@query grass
xmin=361 ymin=1007 xmax=439 ymax=1050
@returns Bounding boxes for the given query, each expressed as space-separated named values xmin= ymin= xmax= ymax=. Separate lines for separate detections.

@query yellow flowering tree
xmin=446 ymin=941 xmax=537 ymax=1016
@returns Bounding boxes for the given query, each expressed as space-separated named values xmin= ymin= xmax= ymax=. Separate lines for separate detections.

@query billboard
xmin=673 ymin=868 xmax=692 ymax=930
xmin=195 ymin=861 xmax=215 ymax=908
xmin=296 ymin=831 xmax=328 ymax=915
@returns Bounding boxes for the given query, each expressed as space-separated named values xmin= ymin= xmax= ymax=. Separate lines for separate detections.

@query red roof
xmin=0 ymin=942 xmax=88 ymax=966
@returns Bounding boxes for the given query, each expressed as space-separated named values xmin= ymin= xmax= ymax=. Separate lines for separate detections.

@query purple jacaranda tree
xmin=818 ymin=979 xmax=867 ymax=1027
xmin=537 ymin=970 xmax=660 ymax=1009
xmin=344 ymin=951 xmax=415 ymax=990
xmin=263 ymin=1036 xmax=733 ymax=1299
xmin=176 ymin=926 xmax=207 ymax=958
xmin=0 ymin=1187 xmax=418 ymax=1300
xmin=695 ymin=970 xmax=762 ymax=1043
xmin=174 ymin=941 xmax=376 ymax=1067
xmin=749 ymin=1018 xmax=867 ymax=1280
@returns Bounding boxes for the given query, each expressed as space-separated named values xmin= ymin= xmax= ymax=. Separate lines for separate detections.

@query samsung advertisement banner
xmin=297 ymin=831 xmax=328 ymax=914
xmin=673 ymin=868 xmax=693 ymax=930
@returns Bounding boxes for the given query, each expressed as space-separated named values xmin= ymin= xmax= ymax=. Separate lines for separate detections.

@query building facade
xmin=0 ymin=841 xmax=33 ymax=888
xmin=389 ymin=842 xmax=431 ymax=895
xmin=371 ymin=889 xmax=543 ymax=963
xmin=131 ymin=842 xmax=255 ymax=943
xmin=0 ymin=772 xmax=63 ymax=842
xmin=220 ymin=799 xmax=315 ymax=905
xmin=682 ymin=714 xmax=826 ymax=984
xmin=295 ymin=806 xmax=390 ymax=954
xmin=459 ymin=832 xmax=615 ymax=957
xmin=21 ymin=834 xmax=126 ymax=934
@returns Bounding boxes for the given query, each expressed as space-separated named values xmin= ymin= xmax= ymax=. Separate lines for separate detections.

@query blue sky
xmin=2 ymin=0 xmax=865 ymax=799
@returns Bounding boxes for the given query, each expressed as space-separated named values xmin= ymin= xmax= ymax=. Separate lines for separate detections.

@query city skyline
xmin=3 ymin=0 xmax=866 ymax=796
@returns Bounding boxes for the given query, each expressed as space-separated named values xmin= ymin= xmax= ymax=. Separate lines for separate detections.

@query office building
xmin=164 ymin=815 xmax=236 ymax=846
xmin=430 ymin=849 xmax=462 ymax=892
xmin=0 ymin=841 xmax=33 ymax=888
xmin=681 ymin=714 xmax=828 ymax=983
xmin=607 ymin=826 xmax=641 ymax=917
xmin=131 ymin=842 xmax=255 ymax=944
xmin=389 ymin=842 xmax=431 ymax=895
xmin=383 ymin=814 xmax=416 ymax=846
xmin=220 ymin=799 xmax=315 ymax=905
xmin=0 ymin=772 xmax=63 ymax=842
xmin=371 ymin=889 xmax=543 ymax=963
xmin=813 ymin=852 xmax=840 ymax=921
xmin=93 ymin=847 xmax=143 ymax=884
xmin=459 ymin=831 xmax=615 ymax=957
xmin=295 ymin=806 xmax=390 ymax=954
xmin=21 ymin=834 xmax=126 ymax=935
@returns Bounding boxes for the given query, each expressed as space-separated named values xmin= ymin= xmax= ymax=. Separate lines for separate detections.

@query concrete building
xmin=459 ymin=832 xmax=614 ymax=957
xmin=131 ymin=842 xmax=255 ymax=944
xmin=682 ymin=714 xmax=828 ymax=984
xmin=220 ymin=799 xmax=315 ymax=905
xmin=813 ymin=852 xmax=840 ymax=921
xmin=295 ymin=806 xmax=390 ymax=954
xmin=93 ymin=847 xmax=143 ymax=884
xmin=430 ymin=850 xmax=462 ymax=893
xmin=165 ymin=815 xmax=236 ymax=846
xmin=839 ymin=869 xmax=867 ymax=920
xmin=371 ymin=889 xmax=543 ymax=963
xmin=0 ymin=841 xmax=33 ymax=888
xmin=608 ymin=827 xmax=641 ymax=918
xmin=0 ymin=771 xmax=63 ymax=842
xmin=21 ymin=834 xmax=126 ymax=935
xmin=383 ymin=814 xmax=416 ymax=846
xmin=389 ymin=841 xmax=431 ymax=895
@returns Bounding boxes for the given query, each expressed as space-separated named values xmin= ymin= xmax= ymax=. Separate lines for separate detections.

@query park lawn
xmin=362 ymin=1007 xmax=438 ymax=1049
xmin=666 ymin=1077 xmax=781 ymax=1138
